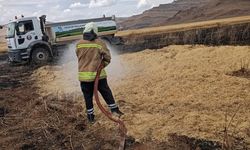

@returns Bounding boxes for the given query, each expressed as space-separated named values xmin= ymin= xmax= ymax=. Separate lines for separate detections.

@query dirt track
xmin=1 ymin=45 xmax=247 ymax=149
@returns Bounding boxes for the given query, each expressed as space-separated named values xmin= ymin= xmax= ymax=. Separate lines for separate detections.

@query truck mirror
xmin=39 ymin=15 xmax=47 ymax=22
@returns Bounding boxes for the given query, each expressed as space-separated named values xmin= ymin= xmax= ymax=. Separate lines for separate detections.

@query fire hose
xmin=94 ymin=61 xmax=127 ymax=150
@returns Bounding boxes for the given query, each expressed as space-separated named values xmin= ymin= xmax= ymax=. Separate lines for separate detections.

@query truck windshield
xmin=6 ymin=22 xmax=16 ymax=38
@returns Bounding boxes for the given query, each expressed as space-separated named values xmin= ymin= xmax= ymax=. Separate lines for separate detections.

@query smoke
xmin=51 ymin=40 xmax=126 ymax=95
xmin=105 ymin=41 xmax=127 ymax=82
xmin=55 ymin=42 xmax=82 ymax=95
xmin=33 ymin=39 xmax=129 ymax=99
xmin=59 ymin=41 xmax=79 ymax=79
xmin=60 ymin=41 xmax=78 ymax=64
xmin=60 ymin=41 xmax=126 ymax=81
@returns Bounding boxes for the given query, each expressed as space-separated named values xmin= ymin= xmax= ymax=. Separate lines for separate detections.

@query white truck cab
xmin=5 ymin=15 xmax=119 ymax=64
xmin=6 ymin=16 xmax=52 ymax=64
xmin=7 ymin=17 xmax=43 ymax=50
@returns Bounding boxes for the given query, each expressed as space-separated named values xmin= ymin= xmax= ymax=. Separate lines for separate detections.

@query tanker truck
xmin=5 ymin=15 xmax=120 ymax=64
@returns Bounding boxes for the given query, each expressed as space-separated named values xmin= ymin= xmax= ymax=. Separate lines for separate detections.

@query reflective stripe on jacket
xmin=78 ymin=70 xmax=107 ymax=81
xmin=76 ymin=39 xmax=111 ymax=82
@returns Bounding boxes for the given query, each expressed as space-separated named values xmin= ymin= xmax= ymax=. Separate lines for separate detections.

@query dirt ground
xmin=1 ymin=45 xmax=250 ymax=150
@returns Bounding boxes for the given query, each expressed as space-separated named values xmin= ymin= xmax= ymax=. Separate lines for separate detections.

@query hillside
xmin=165 ymin=0 xmax=250 ymax=25
xmin=119 ymin=0 xmax=250 ymax=29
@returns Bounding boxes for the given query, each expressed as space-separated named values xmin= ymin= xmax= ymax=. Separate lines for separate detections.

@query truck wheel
xmin=110 ymin=37 xmax=123 ymax=45
xmin=31 ymin=48 xmax=50 ymax=64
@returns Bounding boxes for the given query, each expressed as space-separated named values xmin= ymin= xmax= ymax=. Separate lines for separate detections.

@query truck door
xmin=15 ymin=20 xmax=37 ymax=49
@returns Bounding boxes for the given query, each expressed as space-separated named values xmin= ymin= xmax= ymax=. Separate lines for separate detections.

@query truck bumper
xmin=8 ymin=49 xmax=30 ymax=63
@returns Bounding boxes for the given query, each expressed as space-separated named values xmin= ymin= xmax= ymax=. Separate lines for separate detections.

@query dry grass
xmin=227 ymin=59 xmax=250 ymax=79
xmin=112 ymin=45 xmax=250 ymax=144
xmin=116 ymin=15 xmax=250 ymax=37
xmin=31 ymin=45 xmax=250 ymax=148
xmin=223 ymin=104 xmax=242 ymax=150
xmin=0 ymin=42 xmax=7 ymax=53
xmin=0 ymin=28 xmax=7 ymax=53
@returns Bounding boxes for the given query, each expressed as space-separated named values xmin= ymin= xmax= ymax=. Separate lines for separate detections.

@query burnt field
xmin=1 ymin=44 xmax=250 ymax=149
xmin=0 ymin=52 xmax=218 ymax=150
xmin=0 ymin=53 xmax=121 ymax=149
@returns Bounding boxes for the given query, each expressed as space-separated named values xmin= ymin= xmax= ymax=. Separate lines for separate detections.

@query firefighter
xmin=76 ymin=22 xmax=124 ymax=123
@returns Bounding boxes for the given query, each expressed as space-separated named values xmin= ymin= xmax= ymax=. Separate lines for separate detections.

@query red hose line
xmin=94 ymin=62 xmax=127 ymax=150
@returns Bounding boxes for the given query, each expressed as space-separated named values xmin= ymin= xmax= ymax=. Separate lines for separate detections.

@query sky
xmin=0 ymin=0 xmax=174 ymax=24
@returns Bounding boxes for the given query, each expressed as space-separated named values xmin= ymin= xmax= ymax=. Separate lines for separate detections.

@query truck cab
xmin=6 ymin=16 xmax=52 ymax=64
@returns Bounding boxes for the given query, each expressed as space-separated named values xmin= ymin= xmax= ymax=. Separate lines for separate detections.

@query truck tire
xmin=110 ymin=37 xmax=123 ymax=45
xmin=31 ymin=48 xmax=50 ymax=64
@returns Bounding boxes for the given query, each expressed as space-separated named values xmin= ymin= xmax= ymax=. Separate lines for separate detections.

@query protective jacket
xmin=76 ymin=39 xmax=111 ymax=82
